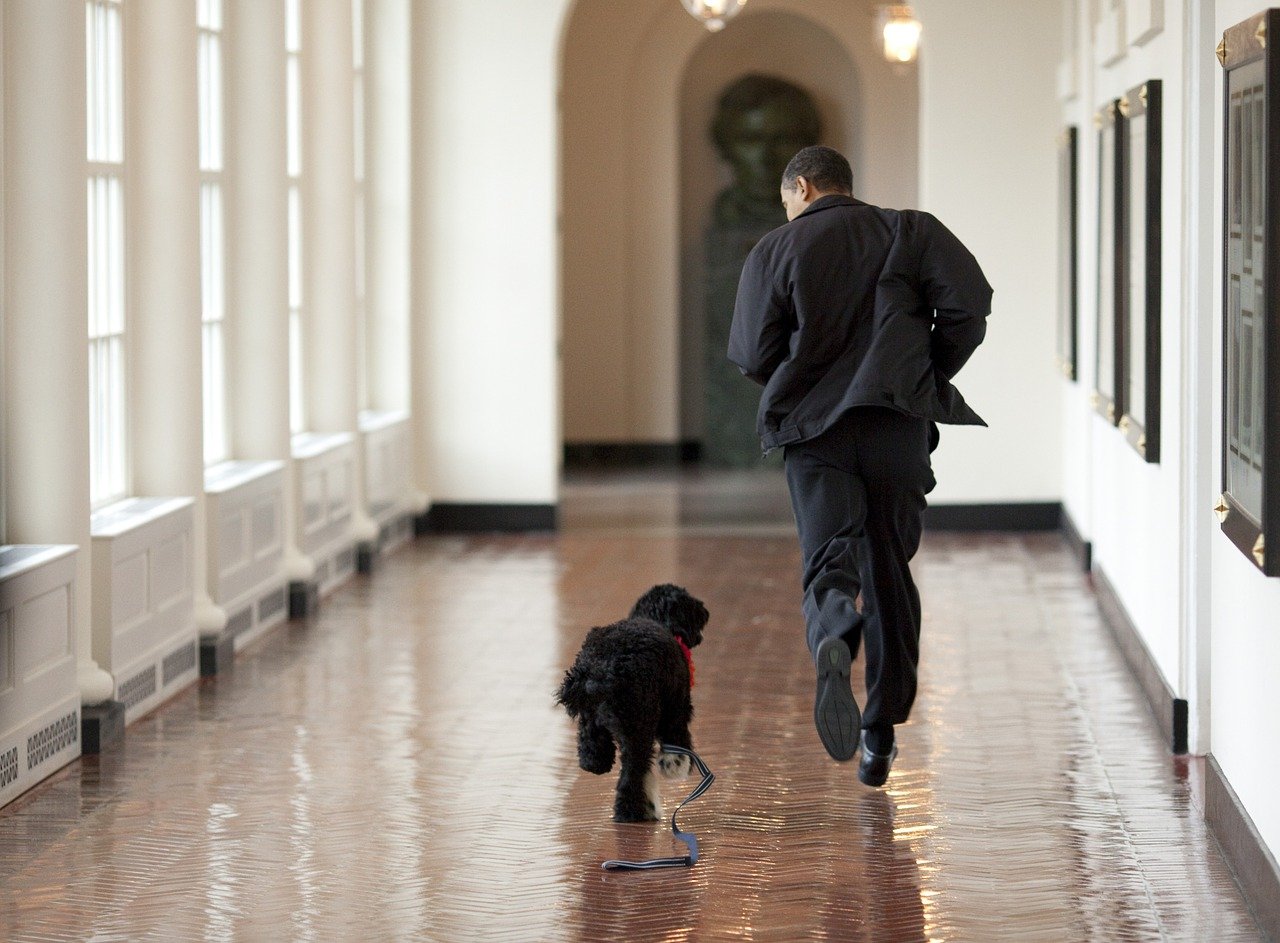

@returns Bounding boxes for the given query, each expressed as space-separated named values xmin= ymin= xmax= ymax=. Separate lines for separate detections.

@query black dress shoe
xmin=813 ymin=637 xmax=860 ymax=761
xmin=857 ymin=730 xmax=898 ymax=787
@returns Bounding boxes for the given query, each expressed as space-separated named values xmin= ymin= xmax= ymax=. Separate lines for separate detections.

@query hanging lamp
xmin=881 ymin=5 xmax=923 ymax=63
xmin=681 ymin=0 xmax=748 ymax=33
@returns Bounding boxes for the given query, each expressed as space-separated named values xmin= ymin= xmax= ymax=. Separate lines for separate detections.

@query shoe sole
xmin=814 ymin=637 xmax=860 ymax=762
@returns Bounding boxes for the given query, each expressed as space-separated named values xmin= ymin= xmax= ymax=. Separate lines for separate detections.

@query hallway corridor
xmin=0 ymin=473 xmax=1263 ymax=942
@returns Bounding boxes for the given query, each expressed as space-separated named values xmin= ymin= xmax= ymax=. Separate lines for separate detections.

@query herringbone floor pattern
xmin=0 ymin=471 xmax=1263 ymax=941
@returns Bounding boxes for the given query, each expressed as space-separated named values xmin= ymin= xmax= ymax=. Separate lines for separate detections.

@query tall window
xmin=353 ymin=0 xmax=368 ymax=412
xmin=199 ymin=0 xmax=228 ymax=464
xmin=287 ymin=0 xmax=305 ymax=434
xmin=87 ymin=0 xmax=128 ymax=506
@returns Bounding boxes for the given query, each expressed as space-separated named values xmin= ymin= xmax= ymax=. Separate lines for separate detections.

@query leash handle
xmin=601 ymin=745 xmax=714 ymax=871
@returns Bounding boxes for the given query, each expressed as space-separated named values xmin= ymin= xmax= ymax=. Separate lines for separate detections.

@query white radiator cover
xmin=292 ymin=432 xmax=357 ymax=595
xmin=90 ymin=498 xmax=200 ymax=724
xmin=359 ymin=409 xmax=415 ymax=553
xmin=205 ymin=460 xmax=288 ymax=652
xmin=0 ymin=546 xmax=82 ymax=809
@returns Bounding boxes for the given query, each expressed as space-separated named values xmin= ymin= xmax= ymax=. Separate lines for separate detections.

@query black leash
xmin=601 ymin=745 xmax=715 ymax=871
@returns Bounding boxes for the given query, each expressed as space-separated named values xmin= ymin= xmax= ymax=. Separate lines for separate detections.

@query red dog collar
xmin=676 ymin=637 xmax=695 ymax=689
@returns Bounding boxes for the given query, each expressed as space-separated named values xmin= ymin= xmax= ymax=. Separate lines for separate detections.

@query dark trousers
xmin=783 ymin=407 xmax=936 ymax=730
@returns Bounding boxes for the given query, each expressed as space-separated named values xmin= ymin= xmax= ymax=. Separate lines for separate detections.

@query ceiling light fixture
xmin=681 ymin=0 xmax=748 ymax=33
xmin=880 ymin=5 xmax=923 ymax=63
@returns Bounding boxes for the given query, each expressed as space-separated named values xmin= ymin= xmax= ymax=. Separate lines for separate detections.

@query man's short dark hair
xmin=782 ymin=145 xmax=853 ymax=195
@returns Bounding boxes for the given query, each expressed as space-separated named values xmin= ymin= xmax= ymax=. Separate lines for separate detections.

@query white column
xmin=224 ymin=0 xmax=312 ymax=581
xmin=365 ymin=0 xmax=411 ymax=416
xmin=302 ymin=0 xmax=377 ymax=544
xmin=408 ymin=1 xmax=435 ymax=509
xmin=125 ymin=0 xmax=225 ymax=636
xmin=2 ymin=0 xmax=115 ymax=704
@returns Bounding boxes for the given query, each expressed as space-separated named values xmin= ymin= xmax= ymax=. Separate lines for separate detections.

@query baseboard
xmin=423 ymin=503 xmax=558 ymax=533
xmin=1092 ymin=565 xmax=1188 ymax=754
xmin=564 ymin=441 xmax=702 ymax=469
xmin=1059 ymin=505 xmax=1093 ymax=572
xmin=922 ymin=501 xmax=1062 ymax=531
xmin=81 ymin=700 xmax=126 ymax=755
xmin=1206 ymin=755 xmax=1280 ymax=942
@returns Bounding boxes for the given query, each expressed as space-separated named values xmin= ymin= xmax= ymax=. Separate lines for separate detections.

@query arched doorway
xmin=559 ymin=0 xmax=919 ymax=469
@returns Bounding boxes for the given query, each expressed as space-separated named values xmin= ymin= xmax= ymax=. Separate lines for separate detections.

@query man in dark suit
xmin=728 ymin=145 xmax=991 ymax=786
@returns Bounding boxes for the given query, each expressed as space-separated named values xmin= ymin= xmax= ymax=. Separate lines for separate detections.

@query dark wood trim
xmin=922 ymin=502 xmax=1062 ymax=532
xmin=1205 ymin=754 xmax=1280 ymax=942
xmin=1058 ymin=505 xmax=1093 ymax=572
xmin=80 ymin=701 xmax=125 ymax=755
xmin=1091 ymin=565 xmax=1187 ymax=754
xmin=1058 ymin=125 xmax=1080 ymax=382
xmin=564 ymin=442 xmax=702 ymax=469
xmin=1220 ymin=12 xmax=1280 ymax=578
xmin=424 ymin=503 xmax=558 ymax=533
xmin=1120 ymin=79 xmax=1162 ymax=464
xmin=1094 ymin=98 xmax=1125 ymax=427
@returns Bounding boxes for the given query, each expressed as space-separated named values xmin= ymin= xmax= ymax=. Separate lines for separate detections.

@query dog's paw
xmin=658 ymin=751 xmax=692 ymax=779
xmin=613 ymin=806 xmax=660 ymax=824
xmin=644 ymin=765 xmax=663 ymax=819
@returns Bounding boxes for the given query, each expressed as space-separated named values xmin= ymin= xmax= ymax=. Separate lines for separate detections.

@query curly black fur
xmin=555 ymin=584 xmax=709 ymax=822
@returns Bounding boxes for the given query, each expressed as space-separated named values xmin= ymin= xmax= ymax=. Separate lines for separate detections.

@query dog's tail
xmin=555 ymin=662 xmax=598 ymax=719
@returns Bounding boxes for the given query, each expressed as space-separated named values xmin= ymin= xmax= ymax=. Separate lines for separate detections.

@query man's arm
xmin=918 ymin=215 xmax=993 ymax=380
xmin=728 ymin=242 xmax=791 ymax=386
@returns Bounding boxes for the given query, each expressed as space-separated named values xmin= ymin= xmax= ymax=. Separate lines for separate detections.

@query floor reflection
xmin=0 ymin=472 xmax=1265 ymax=942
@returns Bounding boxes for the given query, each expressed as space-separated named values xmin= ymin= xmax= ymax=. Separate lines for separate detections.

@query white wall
xmin=914 ymin=0 xmax=1063 ymax=504
xmin=409 ymin=0 xmax=563 ymax=505
xmin=1055 ymin=0 xmax=1280 ymax=863
xmin=1057 ymin=0 xmax=1187 ymax=693
xmin=1210 ymin=0 xmax=1280 ymax=864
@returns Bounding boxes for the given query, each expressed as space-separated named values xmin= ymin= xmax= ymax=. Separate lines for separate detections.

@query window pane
xmin=289 ymin=186 xmax=302 ymax=309
xmin=286 ymin=0 xmax=301 ymax=53
xmin=352 ymin=0 xmax=364 ymax=69
xmin=287 ymin=55 xmax=301 ymax=178
xmin=203 ymin=321 xmax=228 ymax=464
xmin=353 ymin=73 xmax=364 ymax=183
xmin=290 ymin=309 xmax=305 ymax=434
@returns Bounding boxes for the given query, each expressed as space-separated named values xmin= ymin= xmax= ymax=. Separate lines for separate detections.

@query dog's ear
xmin=631 ymin=584 xmax=709 ymax=647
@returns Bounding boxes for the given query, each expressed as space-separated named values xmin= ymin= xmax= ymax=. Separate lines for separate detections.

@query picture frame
xmin=1093 ymin=99 xmax=1124 ymax=425
xmin=1057 ymin=126 xmax=1080 ymax=381
xmin=1218 ymin=10 xmax=1280 ymax=576
xmin=1119 ymin=80 xmax=1162 ymax=462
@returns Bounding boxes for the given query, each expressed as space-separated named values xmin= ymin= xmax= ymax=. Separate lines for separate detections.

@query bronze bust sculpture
xmin=703 ymin=75 xmax=821 ymax=466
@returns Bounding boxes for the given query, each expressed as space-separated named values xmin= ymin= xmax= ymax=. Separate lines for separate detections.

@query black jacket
xmin=728 ymin=195 xmax=992 ymax=453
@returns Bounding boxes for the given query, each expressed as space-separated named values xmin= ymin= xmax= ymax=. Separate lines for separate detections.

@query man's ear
xmin=794 ymin=175 xmax=812 ymax=200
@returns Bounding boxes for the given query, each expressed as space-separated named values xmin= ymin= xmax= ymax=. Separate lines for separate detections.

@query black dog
xmin=556 ymin=584 xmax=709 ymax=822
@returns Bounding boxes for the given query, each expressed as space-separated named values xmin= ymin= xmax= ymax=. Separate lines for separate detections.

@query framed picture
xmin=1218 ymin=10 xmax=1280 ymax=576
xmin=1093 ymin=99 xmax=1124 ymax=425
xmin=1057 ymin=126 xmax=1079 ymax=381
xmin=1119 ymin=80 xmax=1162 ymax=462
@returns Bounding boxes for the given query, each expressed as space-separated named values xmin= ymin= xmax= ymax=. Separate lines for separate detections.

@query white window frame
xmin=86 ymin=0 xmax=129 ymax=509
xmin=287 ymin=0 xmax=305 ymax=435
xmin=353 ymin=0 xmax=368 ymax=412
xmin=199 ymin=0 xmax=229 ymax=465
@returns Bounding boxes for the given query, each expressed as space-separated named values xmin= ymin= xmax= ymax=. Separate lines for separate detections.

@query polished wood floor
xmin=0 ymin=470 xmax=1263 ymax=941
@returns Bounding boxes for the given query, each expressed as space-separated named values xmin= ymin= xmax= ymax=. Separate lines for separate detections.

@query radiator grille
xmin=0 ymin=747 xmax=18 ymax=789
xmin=27 ymin=712 xmax=77 ymax=770
xmin=226 ymin=606 xmax=252 ymax=638
xmin=118 ymin=665 xmax=157 ymax=709
xmin=162 ymin=642 xmax=197 ymax=686
xmin=258 ymin=587 xmax=287 ymax=621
